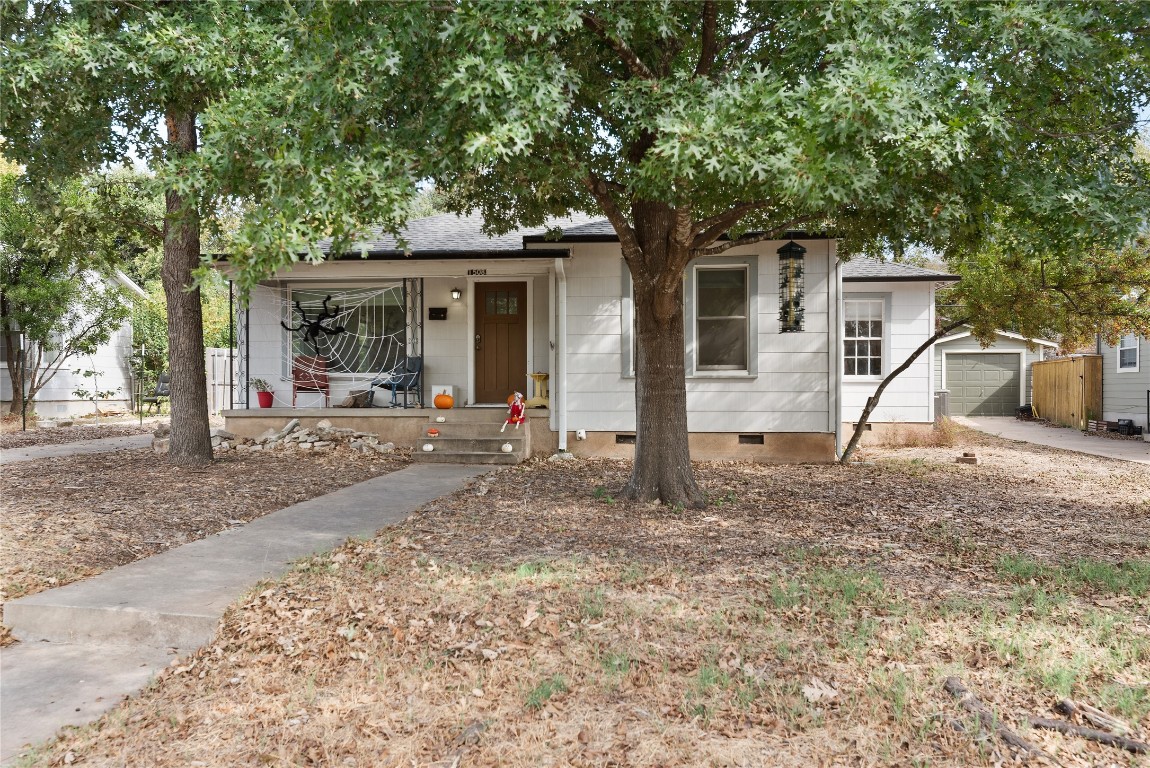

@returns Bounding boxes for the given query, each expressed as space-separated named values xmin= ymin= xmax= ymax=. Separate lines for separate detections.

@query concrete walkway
xmin=959 ymin=416 xmax=1150 ymax=464
xmin=0 ymin=462 xmax=490 ymax=765
xmin=0 ymin=433 xmax=155 ymax=464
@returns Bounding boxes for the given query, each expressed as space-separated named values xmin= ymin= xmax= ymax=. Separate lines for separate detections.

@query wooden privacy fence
xmin=1031 ymin=355 xmax=1101 ymax=430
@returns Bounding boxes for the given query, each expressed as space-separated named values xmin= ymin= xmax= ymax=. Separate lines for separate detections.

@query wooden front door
xmin=474 ymin=281 xmax=528 ymax=404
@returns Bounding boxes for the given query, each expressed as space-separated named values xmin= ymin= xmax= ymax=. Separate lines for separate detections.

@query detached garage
xmin=934 ymin=329 xmax=1057 ymax=417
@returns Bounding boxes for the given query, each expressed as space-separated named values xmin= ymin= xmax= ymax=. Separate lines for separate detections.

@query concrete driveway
xmin=958 ymin=416 xmax=1150 ymax=464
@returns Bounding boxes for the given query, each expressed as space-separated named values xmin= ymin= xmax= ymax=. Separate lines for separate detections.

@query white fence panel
xmin=206 ymin=348 xmax=236 ymax=415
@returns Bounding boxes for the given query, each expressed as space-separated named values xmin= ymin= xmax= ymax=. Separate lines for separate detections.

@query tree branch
xmin=582 ymin=173 xmax=642 ymax=265
xmin=690 ymin=202 xmax=770 ymax=248
xmin=1029 ymin=717 xmax=1149 ymax=754
xmin=840 ymin=317 xmax=970 ymax=463
xmin=581 ymin=12 xmax=656 ymax=80
xmin=944 ymin=677 xmax=1051 ymax=760
xmin=692 ymin=217 xmax=812 ymax=256
xmin=695 ymin=0 xmax=719 ymax=79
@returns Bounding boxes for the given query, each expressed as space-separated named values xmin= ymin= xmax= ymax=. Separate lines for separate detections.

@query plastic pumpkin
xmin=422 ymin=443 xmax=434 ymax=452
xmin=433 ymin=392 xmax=454 ymax=409
xmin=427 ymin=428 xmax=440 ymax=437
xmin=501 ymin=443 xmax=513 ymax=453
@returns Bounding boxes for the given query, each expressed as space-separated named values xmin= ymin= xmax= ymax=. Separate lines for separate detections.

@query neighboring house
xmin=0 ymin=270 xmax=146 ymax=418
xmin=1100 ymin=333 xmax=1149 ymax=437
xmin=839 ymin=258 xmax=959 ymax=437
xmin=934 ymin=328 xmax=1058 ymax=417
xmin=226 ymin=213 xmax=847 ymax=461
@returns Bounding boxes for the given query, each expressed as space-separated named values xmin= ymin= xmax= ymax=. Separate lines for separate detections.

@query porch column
xmin=555 ymin=257 xmax=569 ymax=452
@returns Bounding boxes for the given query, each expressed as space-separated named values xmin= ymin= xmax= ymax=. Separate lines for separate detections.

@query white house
xmin=1 ymin=270 xmax=146 ymax=419
xmin=233 ymin=216 xmax=1083 ymax=460
xmin=225 ymin=214 xmax=844 ymax=462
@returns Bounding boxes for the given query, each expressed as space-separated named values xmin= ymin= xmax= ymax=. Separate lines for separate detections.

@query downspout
xmin=555 ymin=257 xmax=569 ymax=453
xmin=228 ymin=279 xmax=234 ymax=411
xmin=548 ymin=263 xmax=556 ymax=433
xmin=832 ymin=244 xmax=843 ymax=458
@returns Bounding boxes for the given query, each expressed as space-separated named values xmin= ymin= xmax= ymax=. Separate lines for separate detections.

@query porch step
xmin=419 ymin=423 xmax=531 ymax=439
xmin=417 ymin=436 xmax=525 ymax=453
xmin=412 ymin=409 xmax=533 ymax=465
xmin=412 ymin=451 xmax=522 ymax=465
xmin=426 ymin=408 xmax=547 ymax=424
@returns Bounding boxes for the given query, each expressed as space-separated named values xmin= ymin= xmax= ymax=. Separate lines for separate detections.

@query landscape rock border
xmin=152 ymin=419 xmax=397 ymax=456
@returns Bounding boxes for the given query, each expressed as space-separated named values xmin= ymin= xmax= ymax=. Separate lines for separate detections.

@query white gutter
xmin=114 ymin=269 xmax=148 ymax=300
xmin=555 ymin=257 xmax=569 ymax=452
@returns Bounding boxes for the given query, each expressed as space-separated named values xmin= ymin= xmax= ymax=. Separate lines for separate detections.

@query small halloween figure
xmin=501 ymin=391 xmax=526 ymax=432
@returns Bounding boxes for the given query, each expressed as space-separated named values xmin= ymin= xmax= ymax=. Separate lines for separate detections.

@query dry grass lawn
xmin=8 ymin=425 xmax=1150 ymax=767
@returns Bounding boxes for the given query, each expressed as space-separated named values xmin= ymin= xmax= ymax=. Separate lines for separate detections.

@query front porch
xmin=222 ymin=406 xmax=557 ymax=458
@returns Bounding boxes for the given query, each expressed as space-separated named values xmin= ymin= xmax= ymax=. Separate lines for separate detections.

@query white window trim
xmin=621 ymin=261 xmax=635 ymax=378
xmin=842 ymin=293 xmax=890 ymax=380
xmin=1117 ymin=334 xmax=1140 ymax=372
xmin=685 ymin=256 xmax=759 ymax=378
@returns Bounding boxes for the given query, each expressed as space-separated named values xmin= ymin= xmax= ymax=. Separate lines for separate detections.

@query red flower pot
xmin=257 ymin=391 xmax=274 ymax=408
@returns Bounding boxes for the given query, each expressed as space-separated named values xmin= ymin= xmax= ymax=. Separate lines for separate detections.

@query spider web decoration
xmin=238 ymin=281 xmax=424 ymax=400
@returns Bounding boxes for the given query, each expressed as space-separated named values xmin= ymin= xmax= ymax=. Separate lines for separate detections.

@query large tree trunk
xmin=622 ymin=203 xmax=706 ymax=508
xmin=162 ymin=108 xmax=213 ymax=466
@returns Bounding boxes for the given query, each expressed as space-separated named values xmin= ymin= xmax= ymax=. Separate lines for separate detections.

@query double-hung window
xmin=696 ymin=267 xmax=749 ymax=371
xmin=843 ymin=299 xmax=884 ymax=376
xmin=1118 ymin=334 xmax=1139 ymax=371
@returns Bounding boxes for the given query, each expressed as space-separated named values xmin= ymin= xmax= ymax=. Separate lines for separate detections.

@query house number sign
xmin=467 ymin=268 xmax=487 ymax=276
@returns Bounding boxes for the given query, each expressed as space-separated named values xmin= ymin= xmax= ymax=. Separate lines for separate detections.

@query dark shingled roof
xmin=317 ymin=213 xmax=599 ymax=258
xmin=842 ymin=257 xmax=959 ymax=282
xmin=523 ymin=219 xmax=836 ymax=243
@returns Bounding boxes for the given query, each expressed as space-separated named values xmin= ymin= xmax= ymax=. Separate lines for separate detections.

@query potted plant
xmin=250 ymin=378 xmax=275 ymax=408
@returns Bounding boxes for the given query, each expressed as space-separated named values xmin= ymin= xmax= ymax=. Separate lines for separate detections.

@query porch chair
xmin=141 ymin=372 xmax=170 ymax=415
xmin=292 ymin=355 xmax=330 ymax=407
xmin=371 ymin=356 xmax=422 ymax=408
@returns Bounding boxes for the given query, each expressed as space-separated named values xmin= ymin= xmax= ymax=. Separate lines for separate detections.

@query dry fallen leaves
xmin=6 ymin=424 xmax=1150 ymax=767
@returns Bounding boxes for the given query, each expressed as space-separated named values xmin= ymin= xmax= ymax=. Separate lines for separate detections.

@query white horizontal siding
xmin=564 ymin=240 xmax=836 ymax=434
xmin=841 ymin=281 xmax=934 ymax=425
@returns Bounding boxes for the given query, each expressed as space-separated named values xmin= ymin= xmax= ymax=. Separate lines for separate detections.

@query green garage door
xmin=946 ymin=353 xmax=1021 ymax=416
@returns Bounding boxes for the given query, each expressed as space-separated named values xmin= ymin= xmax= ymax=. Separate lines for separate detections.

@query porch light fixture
xmin=450 ymin=287 xmax=462 ymax=301
xmin=777 ymin=240 xmax=806 ymax=332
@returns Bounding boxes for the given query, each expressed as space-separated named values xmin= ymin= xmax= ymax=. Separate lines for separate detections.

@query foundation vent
xmin=615 ymin=433 xmax=636 ymax=445
xmin=738 ymin=434 xmax=765 ymax=445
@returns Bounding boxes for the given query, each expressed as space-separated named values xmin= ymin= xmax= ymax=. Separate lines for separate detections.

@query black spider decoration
xmin=281 ymin=295 xmax=347 ymax=355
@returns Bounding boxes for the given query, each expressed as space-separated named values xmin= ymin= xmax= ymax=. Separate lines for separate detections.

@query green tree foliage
xmin=2 ymin=1 xmax=252 ymax=464
xmin=946 ymin=221 xmax=1150 ymax=352
xmin=0 ymin=170 xmax=136 ymax=416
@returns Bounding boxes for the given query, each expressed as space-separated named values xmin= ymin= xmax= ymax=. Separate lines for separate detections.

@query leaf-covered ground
xmin=8 ymin=426 xmax=1150 ymax=767
xmin=0 ymin=417 xmax=156 ymax=450
xmin=0 ymin=443 xmax=410 ymax=647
